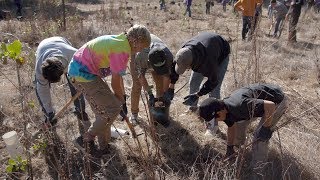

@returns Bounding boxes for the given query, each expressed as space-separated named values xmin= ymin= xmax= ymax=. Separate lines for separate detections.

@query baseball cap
xmin=148 ymin=45 xmax=169 ymax=75
xmin=174 ymin=47 xmax=193 ymax=75
xmin=199 ymin=97 xmax=222 ymax=122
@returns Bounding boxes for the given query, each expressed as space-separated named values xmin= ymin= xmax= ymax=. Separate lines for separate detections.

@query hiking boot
xmin=73 ymin=135 xmax=96 ymax=155
xmin=204 ymin=119 xmax=219 ymax=136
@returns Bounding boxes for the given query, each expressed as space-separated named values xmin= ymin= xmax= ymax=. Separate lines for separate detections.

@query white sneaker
xmin=204 ymin=119 xmax=219 ymax=136
xmin=129 ymin=114 xmax=139 ymax=125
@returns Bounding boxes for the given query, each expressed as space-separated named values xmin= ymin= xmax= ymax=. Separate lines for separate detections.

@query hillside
xmin=0 ymin=0 xmax=320 ymax=179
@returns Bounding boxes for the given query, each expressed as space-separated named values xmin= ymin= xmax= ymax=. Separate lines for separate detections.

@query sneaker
xmin=204 ymin=119 xmax=219 ymax=136
xmin=129 ymin=113 xmax=139 ymax=125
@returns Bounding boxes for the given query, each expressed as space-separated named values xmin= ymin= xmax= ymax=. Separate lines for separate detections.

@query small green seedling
xmin=6 ymin=156 xmax=28 ymax=173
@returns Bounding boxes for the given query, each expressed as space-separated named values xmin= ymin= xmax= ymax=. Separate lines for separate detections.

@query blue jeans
xmin=189 ymin=56 xmax=229 ymax=100
xmin=185 ymin=5 xmax=191 ymax=17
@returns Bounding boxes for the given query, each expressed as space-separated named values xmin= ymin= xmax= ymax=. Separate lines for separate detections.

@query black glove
xmin=164 ymin=88 xmax=174 ymax=101
xmin=45 ymin=112 xmax=58 ymax=126
xmin=149 ymin=93 xmax=155 ymax=107
xmin=225 ymin=145 xmax=235 ymax=158
xmin=183 ymin=93 xmax=199 ymax=106
xmin=257 ymin=126 xmax=273 ymax=141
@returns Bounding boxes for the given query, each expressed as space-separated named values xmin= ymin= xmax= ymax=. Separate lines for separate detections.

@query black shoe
xmin=74 ymin=136 xmax=96 ymax=154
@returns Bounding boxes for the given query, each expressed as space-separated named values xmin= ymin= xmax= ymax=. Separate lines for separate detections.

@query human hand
xmin=148 ymin=93 xmax=155 ymax=107
xmin=44 ymin=112 xmax=58 ymax=127
xmin=257 ymin=126 xmax=273 ymax=141
xmin=183 ymin=93 xmax=199 ymax=106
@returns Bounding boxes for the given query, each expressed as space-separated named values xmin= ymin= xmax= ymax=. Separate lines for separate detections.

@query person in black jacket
xmin=199 ymin=83 xmax=287 ymax=176
xmin=163 ymin=32 xmax=230 ymax=135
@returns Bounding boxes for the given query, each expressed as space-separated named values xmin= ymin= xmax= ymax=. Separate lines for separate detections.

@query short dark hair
xmin=41 ymin=57 xmax=64 ymax=83
xmin=199 ymin=98 xmax=225 ymax=121
xmin=271 ymin=0 xmax=276 ymax=3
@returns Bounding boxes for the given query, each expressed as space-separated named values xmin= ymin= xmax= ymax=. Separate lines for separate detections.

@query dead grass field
xmin=0 ymin=0 xmax=320 ymax=179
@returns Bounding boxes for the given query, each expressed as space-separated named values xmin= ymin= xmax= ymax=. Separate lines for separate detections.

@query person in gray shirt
xmin=269 ymin=0 xmax=288 ymax=37
xmin=35 ymin=37 xmax=90 ymax=134
xmin=129 ymin=34 xmax=173 ymax=124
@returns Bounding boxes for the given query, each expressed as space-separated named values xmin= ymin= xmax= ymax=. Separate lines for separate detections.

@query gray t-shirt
xmin=35 ymin=37 xmax=77 ymax=114
xmin=133 ymin=34 xmax=173 ymax=77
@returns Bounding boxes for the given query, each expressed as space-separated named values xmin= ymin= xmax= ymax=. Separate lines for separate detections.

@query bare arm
xmin=263 ymin=100 xmax=276 ymax=127
xmin=162 ymin=75 xmax=171 ymax=93
xmin=111 ymin=74 xmax=125 ymax=103
xmin=227 ymin=124 xmax=236 ymax=145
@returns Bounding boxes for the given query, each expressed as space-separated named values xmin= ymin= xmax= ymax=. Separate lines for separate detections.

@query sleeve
xmin=134 ymin=50 xmax=149 ymax=77
xmin=36 ymin=76 xmax=54 ymax=115
xmin=244 ymin=98 xmax=265 ymax=118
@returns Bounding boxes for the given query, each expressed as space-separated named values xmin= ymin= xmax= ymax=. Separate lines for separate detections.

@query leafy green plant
xmin=32 ymin=139 xmax=48 ymax=153
xmin=6 ymin=156 xmax=28 ymax=173
xmin=0 ymin=40 xmax=24 ymax=65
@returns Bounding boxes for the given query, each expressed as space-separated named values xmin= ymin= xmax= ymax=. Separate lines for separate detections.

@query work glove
xmin=44 ymin=112 xmax=58 ymax=127
xmin=257 ymin=126 xmax=273 ymax=141
xmin=163 ymin=88 xmax=174 ymax=101
xmin=225 ymin=145 xmax=235 ymax=158
xmin=120 ymin=95 xmax=128 ymax=120
xmin=148 ymin=93 xmax=155 ymax=107
xmin=183 ymin=93 xmax=199 ymax=106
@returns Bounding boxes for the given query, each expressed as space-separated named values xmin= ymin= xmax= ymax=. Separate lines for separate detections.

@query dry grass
xmin=1 ymin=0 xmax=320 ymax=179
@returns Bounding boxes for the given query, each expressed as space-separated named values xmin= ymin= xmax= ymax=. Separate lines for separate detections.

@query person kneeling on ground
xmin=68 ymin=25 xmax=151 ymax=154
xmin=129 ymin=34 xmax=174 ymax=125
xmin=199 ymin=83 xmax=287 ymax=177
xmin=35 ymin=37 xmax=90 ymax=135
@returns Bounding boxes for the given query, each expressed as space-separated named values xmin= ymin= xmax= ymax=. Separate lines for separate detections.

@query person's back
xmin=235 ymin=0 xmax=262 ymax=16
xmin=36 ymin=37 xmax=77 ymax=81
xmin=182 ymin=32 xmax=230 ymax=78
xmin=68 ymin=34 xmax=131 ymax=82
xmin=273 ymin=1 xmax=288 ymax=18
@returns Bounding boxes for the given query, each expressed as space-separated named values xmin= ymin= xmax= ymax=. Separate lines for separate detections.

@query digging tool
xmin=32 ymin=91 xmax=82 ymax=139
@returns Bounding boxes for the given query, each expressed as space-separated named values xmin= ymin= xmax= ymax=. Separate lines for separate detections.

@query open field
xmin=0 ymin=0 xmax=320 ymax=179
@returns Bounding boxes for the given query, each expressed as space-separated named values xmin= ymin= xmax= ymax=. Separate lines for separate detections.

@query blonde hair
xmin=126 ymin=24 xmax=151 ymax=46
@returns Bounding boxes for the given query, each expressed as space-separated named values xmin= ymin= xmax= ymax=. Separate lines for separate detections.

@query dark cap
xmin=199 ymin=97 xmax=224 ymax=122
xmin=148 ymin=45 xmax=169 ymax=75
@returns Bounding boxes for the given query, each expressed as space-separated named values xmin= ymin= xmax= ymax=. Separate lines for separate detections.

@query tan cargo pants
xmin=130 ymin=60 xmax=164 ymax=114
xmin=72 ymin=78 xmax=122 ymax=149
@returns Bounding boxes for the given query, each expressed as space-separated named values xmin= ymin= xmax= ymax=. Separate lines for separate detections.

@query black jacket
xmin=182 ymin=32 xmax=230 ymax=95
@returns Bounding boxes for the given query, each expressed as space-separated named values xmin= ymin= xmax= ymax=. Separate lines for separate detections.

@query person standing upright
xmin=286 ymin=0 xmax=304 ymax=43
xmin=184 ymin=0 xmax=193 ymax=17
xmin=234 ymin=0 xmax=262 ymax=40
